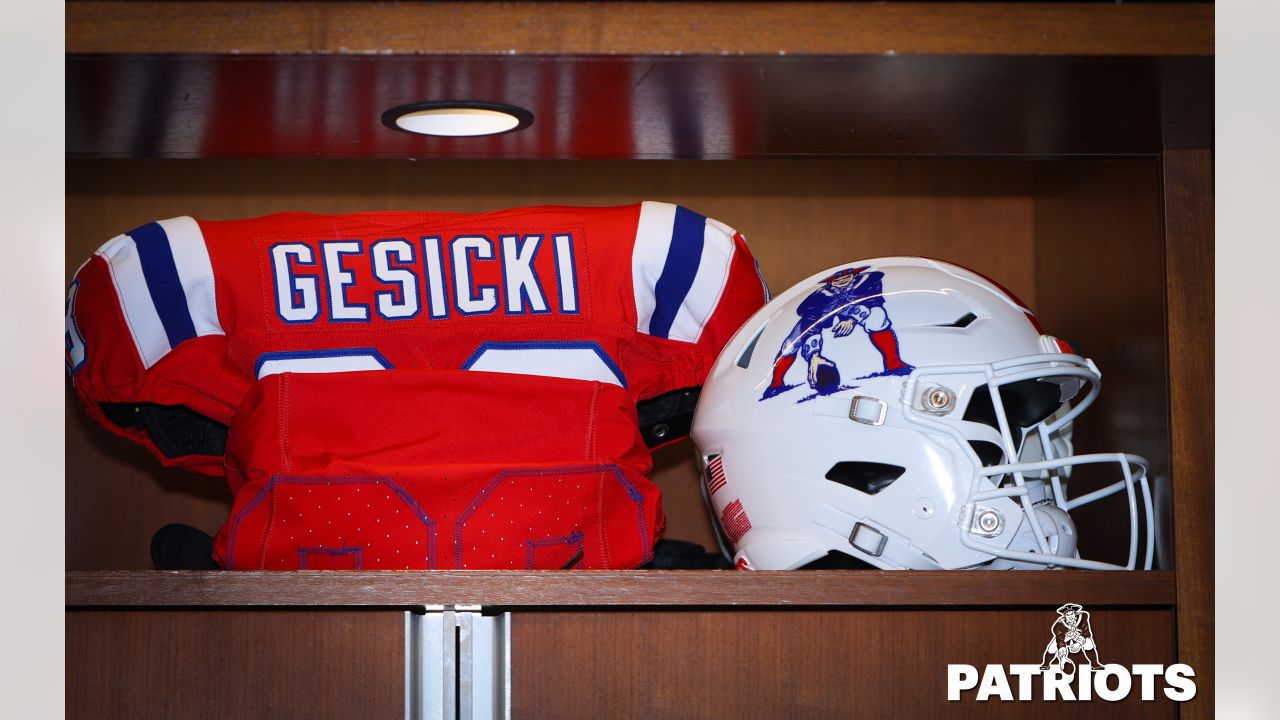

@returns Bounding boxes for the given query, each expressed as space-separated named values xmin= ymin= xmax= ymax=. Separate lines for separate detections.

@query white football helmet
xmin=691 ymin=257 xmax=1153 ymax=571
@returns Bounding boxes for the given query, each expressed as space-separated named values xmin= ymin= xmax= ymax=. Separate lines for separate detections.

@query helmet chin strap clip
xmin=848 ymin=396 xmax=888 ymax=426
xmin=849 ymin=522 xmax=888 ymax=557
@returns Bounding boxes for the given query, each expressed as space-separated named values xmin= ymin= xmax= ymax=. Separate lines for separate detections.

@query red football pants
xmin=216 ymin=369 xmax=663 ymax=570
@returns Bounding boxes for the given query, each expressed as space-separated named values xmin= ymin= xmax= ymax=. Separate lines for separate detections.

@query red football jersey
xmin=66 ymin=203 xmax=768 ymax=474
xmin=218 ymin=369 xmax=661 ymax=570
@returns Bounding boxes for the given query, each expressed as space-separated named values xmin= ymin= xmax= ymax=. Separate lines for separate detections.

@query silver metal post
xmin=405 ymin=605 xmax=511 ymax=720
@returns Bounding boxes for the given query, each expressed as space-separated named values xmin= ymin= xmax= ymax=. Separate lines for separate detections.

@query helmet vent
xmin=735 ymin=323 xmax=767 ymax=369
xmin=933 ymin=312 xmax=978 ymax=329
xmin=825 ymin=461 xmax=905 ymax=495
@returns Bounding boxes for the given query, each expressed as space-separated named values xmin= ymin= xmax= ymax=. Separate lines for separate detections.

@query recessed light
xmin=381 ymin=101 xmax=533 ymax=137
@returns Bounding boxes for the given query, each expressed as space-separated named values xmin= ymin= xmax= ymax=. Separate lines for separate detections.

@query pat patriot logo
xmin=1039 ymin=603 xmax=1101 ymax=674
xmin=947 ymin=603 xmax=1197 ymax=702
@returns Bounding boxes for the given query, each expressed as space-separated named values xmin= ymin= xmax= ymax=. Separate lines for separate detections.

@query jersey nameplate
xmin=269 ymin=233 xmax=580 ymax=324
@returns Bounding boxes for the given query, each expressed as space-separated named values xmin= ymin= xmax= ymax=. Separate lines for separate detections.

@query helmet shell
xmin=692 ymin=257 xmax=1076 ymax=570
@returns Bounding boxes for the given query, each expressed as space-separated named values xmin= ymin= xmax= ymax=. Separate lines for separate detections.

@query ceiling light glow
xmin=382 ymin=102 xmax=533 ymax=137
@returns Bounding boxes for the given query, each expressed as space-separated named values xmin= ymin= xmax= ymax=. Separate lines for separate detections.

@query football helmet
xmin=690 ymin=257 xmax=1153 ymax=571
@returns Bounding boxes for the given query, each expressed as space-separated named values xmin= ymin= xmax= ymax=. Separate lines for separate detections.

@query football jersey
xmin=218 ymin=368 xmax=661 ymax=570
xmin=66 ymin=203 xmax=768 ymax=474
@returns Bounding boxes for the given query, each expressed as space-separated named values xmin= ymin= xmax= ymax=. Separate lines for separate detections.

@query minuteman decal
xmin=762 ymin=265 xmax=913 ymax=400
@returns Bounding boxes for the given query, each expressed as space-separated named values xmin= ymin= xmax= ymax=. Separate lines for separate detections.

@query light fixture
xmin=381 ymin=101 xmax=533 ymax=137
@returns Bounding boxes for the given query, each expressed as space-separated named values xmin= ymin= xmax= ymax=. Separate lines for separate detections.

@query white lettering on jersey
xmin=421 ymin=236 xmax=450 ymax=319
xmin=321 ymin=241 xmax=370 ymax=322
xmin=501 ymin=234 xmax=549 ymax=314
xmin=461 ymin=341 xmax=626 ymax=387
xmin=271 ymin=243 xmax=320 ymax=323
xmin=370 ymin=239 xmax=420 ymax=320
xmin=268 ymin=231 xmax=582 ymax=324
xmin=554 ymin=234 xmax=579 ymax=313
xmin=254 ymin=348 xmax=392 ymax=379
xmin=452 ymin=235 xmax=498 ymax=315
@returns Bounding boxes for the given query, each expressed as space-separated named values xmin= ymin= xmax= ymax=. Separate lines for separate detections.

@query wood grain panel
xmin=66 ymin=570 xmax=1176 ymax=608
xmin=66 ymin=158 xmax=1035 ymax=567
xmin=1160 ymin=149 xmax=1214 ymax=719
xmin=511 ymin=608 xmax=1179 ymax=719
xmin=67 ymin=2 xmax=1213 ymax=56
xmin=66 ymin=609 xmax=404 ymax=720
xmin=67 ymin=53 xmax=1191 ymax=158
xmin=1032 ymin=160 xmax=1169 ymax=568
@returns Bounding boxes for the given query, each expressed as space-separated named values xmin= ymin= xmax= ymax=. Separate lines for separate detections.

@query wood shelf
xmin=66 ymin=569 xmax=1176 ymax=608
xmin=67 ymin=2 xmax=1212 ymax=57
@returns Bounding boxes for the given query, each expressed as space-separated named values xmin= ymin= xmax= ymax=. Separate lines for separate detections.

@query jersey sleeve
xmin=627 ymin=201 xmax=769 ymax=398
xmin=66 ymin=217 xmax=249 ymax=475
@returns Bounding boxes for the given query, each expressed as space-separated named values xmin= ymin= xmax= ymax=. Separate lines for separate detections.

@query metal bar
xmin=405 ymin=606 xmax=511 ymax=720
xmin=405 ymin=606 xmax=449 ymax=720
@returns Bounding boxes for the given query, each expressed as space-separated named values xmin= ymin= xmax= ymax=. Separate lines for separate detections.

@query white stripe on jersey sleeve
xmin=97 ymin=234 xmax=171 ymax=369
xmin=666 ymin=217 xmax=737 ymax=343
xmin=157 ymin=216 xmax=224 ymax=338
xmin=631 ymin=201 xmax=677 ymax=335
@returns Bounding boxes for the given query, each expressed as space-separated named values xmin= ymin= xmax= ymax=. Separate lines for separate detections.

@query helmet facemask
xmin=902 ymin=353 xmax=1154 ymax=570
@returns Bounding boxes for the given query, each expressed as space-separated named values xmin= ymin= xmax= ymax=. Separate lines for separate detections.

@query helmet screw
xmin=977 ymin=510 xmax=1000 ymax=534
xmin=926 ymin=387 xmax=953 ymax=411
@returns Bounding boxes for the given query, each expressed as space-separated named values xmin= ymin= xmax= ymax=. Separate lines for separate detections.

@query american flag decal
xmin=720 ymin=499 xmax=753 ymax=546
xmin=706 ymin=455 xmax=728 ymax=496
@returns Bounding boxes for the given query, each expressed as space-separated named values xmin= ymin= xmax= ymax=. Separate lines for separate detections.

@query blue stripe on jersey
xmin=127 ymin=222 xmax=197 ymax=349
xmin=647 ymin=205 xmax=706 ymax=339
